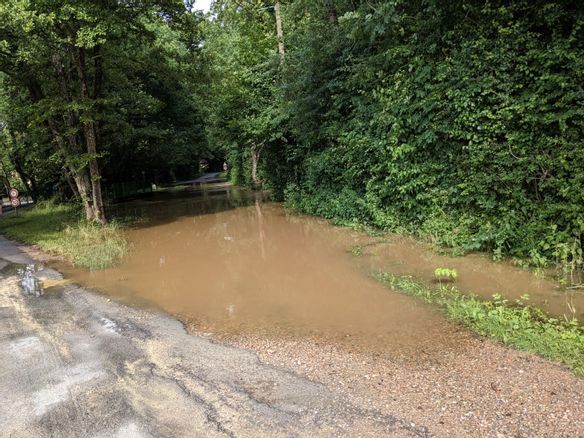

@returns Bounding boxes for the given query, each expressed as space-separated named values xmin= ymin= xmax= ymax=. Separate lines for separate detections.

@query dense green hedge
xmin=280 ymin=0 xmax=584 ymax=271
xmin=204 ymin=0 xmax=583 ymax=272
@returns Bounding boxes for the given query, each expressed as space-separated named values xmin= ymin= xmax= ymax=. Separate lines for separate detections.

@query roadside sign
xmin=9 ymin=188 xmax=19 ymax=198
xmin=11 ymin=198 xmax=20 ymax=208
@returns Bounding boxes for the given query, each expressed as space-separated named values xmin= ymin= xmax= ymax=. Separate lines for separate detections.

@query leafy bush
xmin=275 ymin=0 xmax=584 ymax=274
xmin=434 ymin=267 xmax=458 ymax=282
xmin=204 ymin=0 xmax=584 ymax=274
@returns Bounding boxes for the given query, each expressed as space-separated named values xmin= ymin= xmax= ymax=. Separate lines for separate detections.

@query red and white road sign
xmin=9 ymin=188 xmax=19 ymax=199
xmin=10 ymin=198 xmax=20 ymax=208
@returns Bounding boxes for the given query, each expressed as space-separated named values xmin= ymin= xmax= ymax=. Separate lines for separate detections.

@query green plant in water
xmin=434 ymin=267 xmax=458 ymax=283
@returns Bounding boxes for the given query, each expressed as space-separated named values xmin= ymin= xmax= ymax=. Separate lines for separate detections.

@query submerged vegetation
xmin=0 ymin=202 xmax=128 ymax=269
xmin=375 ymin=272 xmax=584 ymax=376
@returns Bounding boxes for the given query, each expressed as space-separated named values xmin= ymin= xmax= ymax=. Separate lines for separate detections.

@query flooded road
xmin=56 ymin=182 xmax=582 ymax=354
xmin=4 ymin=203 xmax=583 ymax=437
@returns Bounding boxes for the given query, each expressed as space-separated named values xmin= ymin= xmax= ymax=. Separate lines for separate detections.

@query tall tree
xmin=0 ymin=0 xmax=207 ymax=221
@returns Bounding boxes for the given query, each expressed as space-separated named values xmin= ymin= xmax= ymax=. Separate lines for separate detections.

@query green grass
xmin=0 ymin=200 xmax=129 ymax=269
xmin=375 ymin=272 xmax=584 ymax=376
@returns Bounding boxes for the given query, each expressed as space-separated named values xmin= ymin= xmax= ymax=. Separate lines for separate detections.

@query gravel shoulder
xmin=212 ymin=330 xmax=584 ymax=437
xmin=1 ymin=235 xmax=583 ymax=437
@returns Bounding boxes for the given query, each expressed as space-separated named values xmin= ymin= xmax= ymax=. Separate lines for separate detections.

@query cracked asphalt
xmin=0 ymin=236 xmax=425 ymax=437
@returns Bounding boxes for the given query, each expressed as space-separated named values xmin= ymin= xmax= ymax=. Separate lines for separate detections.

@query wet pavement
xmin=1 ymin=237 xmax=583 ymax=437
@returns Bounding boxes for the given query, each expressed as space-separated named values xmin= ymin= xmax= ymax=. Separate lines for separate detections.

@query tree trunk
xmin=274 ymin=2 xmax=285 ymax=61
xmin=83 ymin=121 xmax=106 ymax=223
xmin=47 ymin=119 xmax=95 ymax=221
xmin=51 ymin=53 xmax=84 ymax=156
xmin=65 ymin=169 xmax=79 ymax=198
xmin=250 ymin=142 xmax=263 ymax=188
xmin=93 ymin=46 xmax=104 ymax=153
xmin=328 ymin=4 xmax=337 ymax=23
xmin=52 ymin=52 xmax=101 ymax=221
xmin=71 ymin=169 xmax=95 ymax=221
xmin=73 ymin=47 xmax=106 ymax=224
xmin=47 ymin=115 xmax=95 ymax=221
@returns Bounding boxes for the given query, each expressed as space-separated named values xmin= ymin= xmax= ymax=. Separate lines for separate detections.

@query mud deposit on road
xmin=57 ymin=183 xmax=581 ymax=353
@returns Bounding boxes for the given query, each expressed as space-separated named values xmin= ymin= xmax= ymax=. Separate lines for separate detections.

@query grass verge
xmin=374 ymin=272 xmax=584 ymax=376
xmin=0 ymin=200 xmax=129 ymax=269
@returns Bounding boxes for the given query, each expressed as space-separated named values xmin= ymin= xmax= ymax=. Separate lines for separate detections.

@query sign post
xmin=9 ymin=188 xmax=20 ymax=216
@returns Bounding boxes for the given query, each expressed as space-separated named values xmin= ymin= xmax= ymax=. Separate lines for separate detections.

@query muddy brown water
xmin=55 ymin=183 xmax=582 ymax=354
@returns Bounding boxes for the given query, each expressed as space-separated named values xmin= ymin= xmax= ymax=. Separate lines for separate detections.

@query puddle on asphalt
xmin=53 ymin=183 xmax=582 ymax=353
xmin=20 ymin=264 xmax=43 ymax=297
xmin=0 ymin=261 xmax=69 ymax=298
xmin=1 ymin=262 xmax=44 ymax=297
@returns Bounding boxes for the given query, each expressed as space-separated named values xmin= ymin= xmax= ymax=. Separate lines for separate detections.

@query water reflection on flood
xmin=56 ymin=183 xmax=581 ymax=353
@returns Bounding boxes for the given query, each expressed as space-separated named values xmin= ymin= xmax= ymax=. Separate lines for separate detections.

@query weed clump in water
xmin=433 ymin=267 xmax=457 ymax=284
xmin=0 ymin=200 xmax=128 ymax=269
xmin=375 ymin=272 xmax=584 ymax=376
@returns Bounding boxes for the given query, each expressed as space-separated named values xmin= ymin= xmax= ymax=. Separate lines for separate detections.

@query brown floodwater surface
xmin=56 ymin=183 xmax=582 ymax=354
